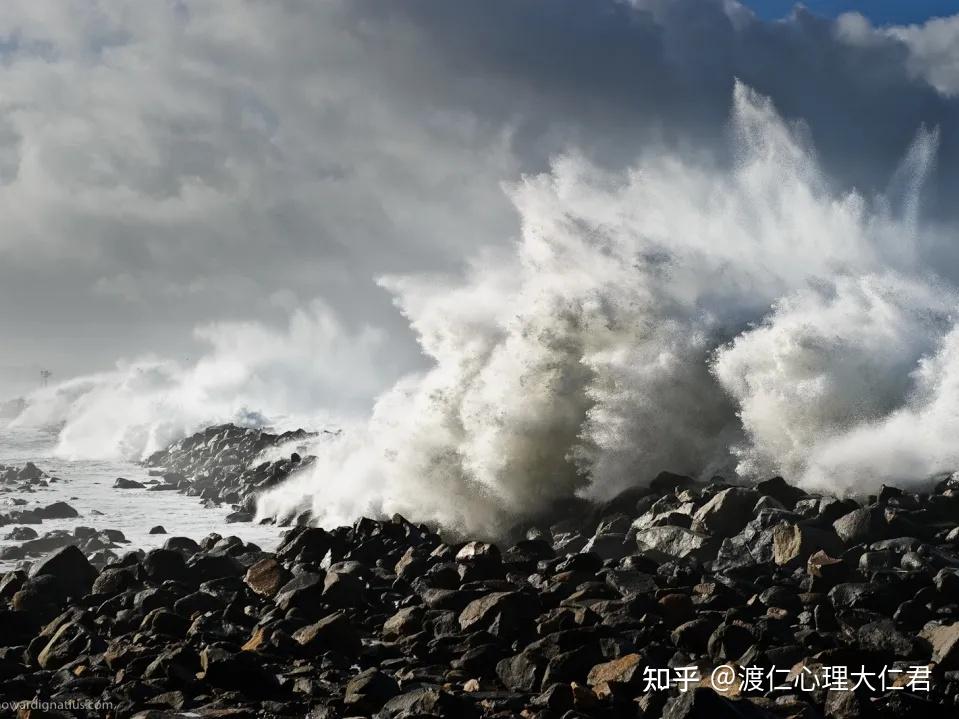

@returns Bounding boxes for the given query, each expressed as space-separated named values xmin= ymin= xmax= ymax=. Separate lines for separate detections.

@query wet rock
xmin=383 ymin=606 xmax=424 ymax=639
xmin=377 ymin=687 xmax=467 ymax=719
xmin=633 ymin=525 xmax=718 ymax=563
xmin=4 ymin=526 xmax=37 ymax=541
xmin=458 ymin=591 xmax=538 ymax=633
xmin=920 ymin=622 xmax=959 ymax=669
xmin=586 ymin=653 xmax=645 ymax=699
xmin=496 ymin=650 xmax=542 ymax=692
xmin=143 ymin=548 xmax=189 ymax=583
xmin=29 ymin=545 xmax=97 ymax=599
xmin=114 ymin=477 xmax=145 ymax=489
xmin=274 ymin=571 xmax=325 ymax=612
xmin=693 ymin=487 xmax=758 ymax=537
xmin=755 ymin=476 xmax=807 ymax=510
xmin=772 ymin=523 xmax=842 ymax=568
xmin=91 ymin=566 xmax=138 ymax=596
xmin=35 ymin=501 xmax=80 ymax=520
xmin=293 ymin=611 xmax=361 ymax=656
xmin=149 ymin=525 xmax=167 ymax=534
xmin=582 ymin=532 xmax=631 ymax=560
xmin=244 ymin=557 xmax=290 ymax=598
xmin=833 ymin=507 xmax=884 ymax=545
xmin=344 ymin=668 xmax=400 ymax=714
xmin=37 ymin=620 xmax=102 ymax=669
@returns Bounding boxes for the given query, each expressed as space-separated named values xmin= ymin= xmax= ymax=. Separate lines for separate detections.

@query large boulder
xmin=244 ymin=557 xmax=290 ymax=598
xmin=29 ymin=545 xmax=97 ymax=600
xmin=833 ymin=507 xmax=884 ymax=545
xmin=36 ymin=502 xmax=80 ymax=520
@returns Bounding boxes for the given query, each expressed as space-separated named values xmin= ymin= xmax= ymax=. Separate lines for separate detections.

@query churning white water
xmin=10 ymin=83 xmax=959 ymax=537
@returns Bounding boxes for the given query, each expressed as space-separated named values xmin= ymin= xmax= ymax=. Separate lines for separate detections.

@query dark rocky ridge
xmin=140 ymin=423 xmax=321 ymax=522
xmin=0 ymin=462 xmax=957 ymax=717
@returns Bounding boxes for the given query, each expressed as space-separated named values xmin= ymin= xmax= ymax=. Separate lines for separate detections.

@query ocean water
xmin=0 ymin=424 xmax=282 ymax=570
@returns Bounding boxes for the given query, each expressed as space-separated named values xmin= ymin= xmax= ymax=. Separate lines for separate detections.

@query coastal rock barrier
xmin=0 ymin=464 xmax=957 ymax=716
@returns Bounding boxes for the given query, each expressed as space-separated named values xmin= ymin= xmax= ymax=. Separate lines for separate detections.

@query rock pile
xmin=141 ymin=424 xmax=318 ymax=520
xmin=0 ymin=471 xmax=958 ymax=717
xmin=0 ymin=461 xmax=59 ymax=490
xmin=1 ymin=525 xmax=129 ymax=566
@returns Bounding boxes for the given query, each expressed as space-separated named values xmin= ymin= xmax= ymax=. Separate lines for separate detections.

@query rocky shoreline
xmin=141 ymin=424 xmax=320 ymax=524
xmin=0 ymin=434 xmax=956 ymax=717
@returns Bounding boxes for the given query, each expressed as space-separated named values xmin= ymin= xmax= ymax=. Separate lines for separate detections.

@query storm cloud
xmin=2 ymin=0 xmax=959 ymax=400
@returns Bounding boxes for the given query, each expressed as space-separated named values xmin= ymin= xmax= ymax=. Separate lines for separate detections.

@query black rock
xmin=29 ymin=545 xmax=97 ymax=600
xmin=114 ymin=477 xmax=145 ymax=489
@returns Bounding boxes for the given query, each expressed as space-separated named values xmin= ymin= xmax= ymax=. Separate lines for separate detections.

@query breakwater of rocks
xmin=0 ymin=448 xmax=957 ymax=717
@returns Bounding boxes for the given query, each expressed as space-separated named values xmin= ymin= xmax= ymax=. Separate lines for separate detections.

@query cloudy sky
xmin=3 ymin=0 xmax=959 ymax=399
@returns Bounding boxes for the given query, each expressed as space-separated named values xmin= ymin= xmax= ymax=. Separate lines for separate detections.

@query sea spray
xmin=10 ymin=300 xmax=387 ymax=460
xmin=13 ymin=82 xmax=959 ymax=536
xmin=258 ymin=83 xmax=959 ymax=535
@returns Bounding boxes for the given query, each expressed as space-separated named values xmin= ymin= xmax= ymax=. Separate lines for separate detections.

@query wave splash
xmin=12 ymin=82 xmax=959 ymax=536
xmin=259 ymin=83 xmax=958 ymax=535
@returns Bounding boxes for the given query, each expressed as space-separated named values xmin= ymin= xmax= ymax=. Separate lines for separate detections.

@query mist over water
xmin=11 ymin=83 xmax=959 ymax=536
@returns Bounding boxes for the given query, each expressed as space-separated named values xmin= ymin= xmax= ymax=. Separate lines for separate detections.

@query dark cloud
xmin=1 ymin=0 xmax=959 ymax=397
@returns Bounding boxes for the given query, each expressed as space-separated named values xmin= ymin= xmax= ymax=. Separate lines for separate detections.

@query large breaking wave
xmin=11 ymin=83 xmax=959 ymax=535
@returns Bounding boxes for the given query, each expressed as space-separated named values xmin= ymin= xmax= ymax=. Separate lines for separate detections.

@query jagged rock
xmin=244 ymin=557 xmax=290 ymax=598
xmin=586 ymin=653 xmax=645 ymax=699
xmin=377 ymin=688 xmax=466 ymax=719
xmin=496 ymin=650 xmax=542 ymax=692
xmin=37 ymin=620 xmax=101 ymax=669
xmin=383 ymin=606 xmax=424 ymax=639
xmin=807 ymin=550 xmax=847 ymax=582
xmin=921 ymin=622 xmax=959 ymax=669
xmin=581 ymin=532 xmax=631 ymax=560
xmin=633 ymin=525 xmax=718 ymax=562
xmin=322 ymin=568 xmax=365 ymax=607
xmin=833 ymin=507 xmax=883 ymax=545
xmin=293 ymin=611 xmax=361 ymax=656
xmin=772 ymin=523 xmax=842 ymax=568
xmin=458 ymin=591 xmax=538 ymax=633
xmin=693 ymin=487 xmax=758 ymax=537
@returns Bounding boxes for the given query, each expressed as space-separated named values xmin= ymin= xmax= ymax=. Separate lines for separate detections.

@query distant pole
xmin=40 ymin=369 xmax=51 ymax=388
